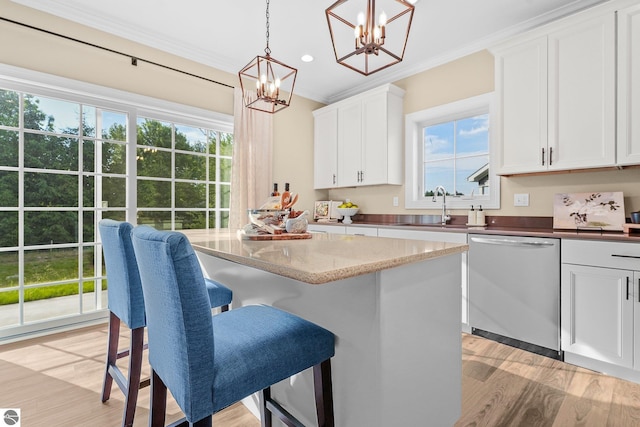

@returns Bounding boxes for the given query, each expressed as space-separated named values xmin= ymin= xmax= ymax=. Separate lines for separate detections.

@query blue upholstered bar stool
xmin=131 ymin=226 xmax=335 ymax=427
xmin=98 ymin=219 xmax=233 ymax=427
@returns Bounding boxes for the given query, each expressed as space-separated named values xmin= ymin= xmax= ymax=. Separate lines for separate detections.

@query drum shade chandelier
xmin=238 ymin=0 xmax=297 ymax=113
xmin=326 ymin=0 xmax=415 ymax=76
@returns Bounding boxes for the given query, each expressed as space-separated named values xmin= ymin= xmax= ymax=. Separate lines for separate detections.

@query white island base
xmin=196 ymin=251 xmax=462 ymax=426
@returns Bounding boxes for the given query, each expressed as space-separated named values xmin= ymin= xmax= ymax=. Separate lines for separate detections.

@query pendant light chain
xmin=264 ymin=0 xmax=271 ymax=56
xmin=238 ymin=0 xmax=297 ymax=113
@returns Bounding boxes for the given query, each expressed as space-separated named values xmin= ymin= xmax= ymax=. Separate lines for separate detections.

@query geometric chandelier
xmin=238 ymin=0 xmax=297 ymax=114
xmin=326 ymin=0 xmax=415 ymax=76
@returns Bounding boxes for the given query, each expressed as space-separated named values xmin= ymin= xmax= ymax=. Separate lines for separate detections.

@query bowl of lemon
xmin=336 ymin=201 xmax=359 ymax=224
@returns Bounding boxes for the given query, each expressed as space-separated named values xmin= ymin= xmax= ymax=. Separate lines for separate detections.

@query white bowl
xmin=336 ymin=207 xmax=359 ymax=224
xmin=336 ymin=207 xmax=359 ymax=217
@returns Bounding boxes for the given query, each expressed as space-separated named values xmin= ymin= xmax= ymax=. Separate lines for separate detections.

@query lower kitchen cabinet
xmin=561 ymin=239 xmax=640 ymax=380
xmin=562 ymin=263 xmax=634 ymax=368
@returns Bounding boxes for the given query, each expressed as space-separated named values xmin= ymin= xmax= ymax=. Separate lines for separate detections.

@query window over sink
xmin=405 ymin=93 xmax=500 ymax=210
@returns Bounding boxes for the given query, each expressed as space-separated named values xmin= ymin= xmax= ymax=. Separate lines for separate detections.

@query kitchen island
xmin=183 ymin=229 xmax=468 ymax=426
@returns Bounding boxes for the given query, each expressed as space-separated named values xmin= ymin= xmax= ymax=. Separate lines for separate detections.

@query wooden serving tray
xmin=242 ymin=232 xmax=312 ymax=241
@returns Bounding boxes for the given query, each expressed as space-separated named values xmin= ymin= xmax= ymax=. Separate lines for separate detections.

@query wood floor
xmin=2 ymin=324 xmax=640 ymax=426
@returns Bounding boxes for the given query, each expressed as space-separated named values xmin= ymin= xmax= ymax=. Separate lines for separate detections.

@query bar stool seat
xmin=98 ymin=219 xmax=232 ymax=427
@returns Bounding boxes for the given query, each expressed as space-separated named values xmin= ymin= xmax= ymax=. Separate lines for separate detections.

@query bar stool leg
xmin=260 ymin=387 xmax=273 ymax=427
xmin=123 ymin=326 xmax=145 ymax=426
xmin=149 ymin=369 xmax=168 ymax=427
xmin=102 ymin=311 xmax=120 ymax=402
xmin=313 ymin=359 xmax=335 ymax=427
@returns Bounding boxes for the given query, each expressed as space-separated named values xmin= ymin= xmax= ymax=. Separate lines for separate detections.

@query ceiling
xmin=12 ymin=0 xmax=608 ymax=104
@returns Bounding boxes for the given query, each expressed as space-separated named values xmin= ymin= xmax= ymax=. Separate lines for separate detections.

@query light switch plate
xmin=393 ymin=196 xmax=399 ymax=207
xmin=514 ymin=193 xmax=529 ymax=207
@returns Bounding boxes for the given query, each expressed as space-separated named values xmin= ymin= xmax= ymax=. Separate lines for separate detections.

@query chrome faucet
xmin=432 ymin=186 xmax=451 ymax=225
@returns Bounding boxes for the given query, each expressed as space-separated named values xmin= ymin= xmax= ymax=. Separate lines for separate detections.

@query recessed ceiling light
xmin=301 ymin=54 xmax=314 ymax=62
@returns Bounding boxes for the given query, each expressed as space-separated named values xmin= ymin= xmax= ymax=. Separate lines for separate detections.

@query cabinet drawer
xmin=562 ymin=239 xmax=640 ymax=270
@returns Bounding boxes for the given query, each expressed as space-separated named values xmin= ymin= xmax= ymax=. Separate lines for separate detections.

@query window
xmin=405 ymin=93 xmax=499 ymax=210
xmin=135 ymin=117 xmax=233 ymax=230
xmin=0 ymin=65 xmax=233 ymax=339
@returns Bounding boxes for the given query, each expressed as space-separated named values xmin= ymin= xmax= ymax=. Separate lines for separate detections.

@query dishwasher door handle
xmin=470 ymin=236 xmax=556 ymax=248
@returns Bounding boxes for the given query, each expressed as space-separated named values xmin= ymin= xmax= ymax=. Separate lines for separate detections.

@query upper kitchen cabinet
xmin=313 ymin=107 xmax=338 ymax=188
xmin=494 ymin=11 xmax=616 ymax=175
xmin=617 ymin=3 xmax=640 ymax=165
xmin=313 ymin=84 xmax=404 ymax=189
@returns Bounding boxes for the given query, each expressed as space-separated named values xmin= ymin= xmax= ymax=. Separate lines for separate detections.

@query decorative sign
xmin=553 ymin=192 xmax=625 ymax=231
xmin=314 ymin=201 xmax=330 ymax=220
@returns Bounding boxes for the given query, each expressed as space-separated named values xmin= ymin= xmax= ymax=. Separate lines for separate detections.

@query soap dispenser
xmin=476 ymin=205 xmax=485 ymax=226
xmin=467 ymin=205 xmax=475 ymax=225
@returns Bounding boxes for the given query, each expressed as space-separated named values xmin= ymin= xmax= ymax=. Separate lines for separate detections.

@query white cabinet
xmin=377 ymin=227 xmax=470 ymax=332
xmin=495 ymin=36 xmax=548 ymax=174
xmin=313 ymin=84 xmax=404 ymax=189
xmin=561 ymin=263 xmax=633 ymax=368
xmin=494 ymin=12 xmax=616 ymax=174
xmin=308 ymin=223 xmax=346 ymax=234
xmin=313 ymin=108 xmax=338 ymax=188
xmin=337 ymin=99 xmax=362 ymax=187
xmin=561 ymin=239 xmax=640 ymax=379
xmin=617 ymin=3 xmax=640 ymax=165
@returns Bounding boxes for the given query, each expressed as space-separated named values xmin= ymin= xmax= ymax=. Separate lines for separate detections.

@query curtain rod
xmin=0 ymin=16 xmax=235 ymax=89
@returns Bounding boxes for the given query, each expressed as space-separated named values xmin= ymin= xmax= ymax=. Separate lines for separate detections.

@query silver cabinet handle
xmin=612 ymin=254 xmax=640 ymax=259
xmin=627 ymin=276 xmax=630 ymax=301
xmin=542 ymin=148 xmax=545 ymax=166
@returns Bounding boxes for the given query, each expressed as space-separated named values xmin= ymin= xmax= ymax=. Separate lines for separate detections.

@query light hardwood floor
xmin=2 ymin=324 xmax=640 ymax=426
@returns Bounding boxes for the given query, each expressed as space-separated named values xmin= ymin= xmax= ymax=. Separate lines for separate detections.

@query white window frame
xmin=0 ymin=63 xmax=233 ymax=341
xmin=404 ymin=92 xmax=500 ymax=210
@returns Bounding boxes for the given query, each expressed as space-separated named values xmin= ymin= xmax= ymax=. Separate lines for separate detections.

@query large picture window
xmin=405 ymin=93 xmax=499 ymax=210
xmin=0 ymin=66 xmax=233 ymax=340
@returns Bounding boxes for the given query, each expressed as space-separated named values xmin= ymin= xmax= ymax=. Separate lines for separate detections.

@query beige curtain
xmin=229 ymin=87 xmax=273 ymax=230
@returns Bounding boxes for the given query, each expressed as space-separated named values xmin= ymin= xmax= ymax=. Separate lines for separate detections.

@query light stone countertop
xmin=182 ymin=229 xmax=468 ymax=285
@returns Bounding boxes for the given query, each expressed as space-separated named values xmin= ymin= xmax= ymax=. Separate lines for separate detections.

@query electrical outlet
xmin=514 ymin=193 xmax=529 ymax=207
xmin=393 ymin=196 xmax=399 ymax=207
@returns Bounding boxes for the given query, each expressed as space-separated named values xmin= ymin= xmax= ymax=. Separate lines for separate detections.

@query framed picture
xmin=314 ymin=201 xmax=330 ymax=220
xmin=553 ymin=192 xmax=626 ymax=231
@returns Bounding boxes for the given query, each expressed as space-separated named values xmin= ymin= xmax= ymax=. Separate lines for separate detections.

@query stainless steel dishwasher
xmin=468 ymin=234 xmax=562 ymax=359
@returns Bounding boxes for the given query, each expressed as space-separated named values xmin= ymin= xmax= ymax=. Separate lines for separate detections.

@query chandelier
xmin=238 ymin=0 xmax=297 ymax=114
xmin=326 ymin=0 xmax=415 ymax=76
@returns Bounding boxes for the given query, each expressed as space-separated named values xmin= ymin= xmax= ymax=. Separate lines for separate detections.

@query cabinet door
xmin=337 ymin=101 xmax=362 ymax=187
xmin=548 ymin=13 xmax=616 ymax=170
xmin=361 ymin=92 xmax=388 ymax=185
xmin=617 ymin=4 xmax=640 ymax=166
xmin=313 ymin=108 xmax=338 ymax=189
xmin=561 ymin=264 xmax=633 ymax=368
xmin=495 ymin=36 xmax=548 ymax=175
